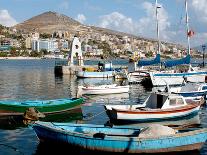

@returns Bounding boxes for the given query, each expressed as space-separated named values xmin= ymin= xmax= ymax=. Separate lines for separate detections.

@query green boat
xmin=0 ymin=97 xmax=84 ymax=116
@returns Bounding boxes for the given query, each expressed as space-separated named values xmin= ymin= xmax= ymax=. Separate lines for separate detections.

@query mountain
xmin=13 ymin=11 xmax=81 ymax=33
xmin=13 ymin=11 xmax=148 ymax=39
xmin=13 ymin=11 xmax=183 ymax=50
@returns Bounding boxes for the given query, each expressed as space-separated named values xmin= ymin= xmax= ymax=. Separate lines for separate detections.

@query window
xmin=169 ymin=98 xmax=184 ymax=106
xmin=202 ymin=86 xmax=207 ymax=90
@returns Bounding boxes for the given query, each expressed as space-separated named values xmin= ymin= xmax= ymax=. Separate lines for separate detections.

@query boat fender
xmin=93 ymin=132 xmax=105 ymax=139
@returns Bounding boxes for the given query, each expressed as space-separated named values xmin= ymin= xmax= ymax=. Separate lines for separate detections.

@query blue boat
xmin=32 ymin=121 xmax=207 ymax=153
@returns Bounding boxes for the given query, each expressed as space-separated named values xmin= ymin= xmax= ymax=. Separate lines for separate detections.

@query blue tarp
xmin=138 ymin=54 xmax=161 ymax=66
xmin=163 ymin=54 xmax=191 ymax=68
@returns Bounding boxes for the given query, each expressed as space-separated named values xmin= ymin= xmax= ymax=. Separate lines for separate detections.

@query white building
xmin=32 ymin=39 xmax=58 ymax=52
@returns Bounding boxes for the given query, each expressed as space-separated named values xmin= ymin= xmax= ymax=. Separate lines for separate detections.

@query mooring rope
xmin=0 ymin=143 xmax=24 ymax=155
xmin=83 ymin=109 xmax=108 ymax=121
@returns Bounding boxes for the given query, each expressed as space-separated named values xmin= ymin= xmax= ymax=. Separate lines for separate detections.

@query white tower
xmin=67 ymin=36 xmax=84 ymax=66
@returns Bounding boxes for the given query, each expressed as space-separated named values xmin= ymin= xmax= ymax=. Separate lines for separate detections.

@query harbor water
xmin=0 ymin=59 xmax=207 ymax=155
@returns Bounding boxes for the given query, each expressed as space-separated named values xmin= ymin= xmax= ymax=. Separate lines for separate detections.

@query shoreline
xmin=0 ymin=56 xmax=41 ymax=60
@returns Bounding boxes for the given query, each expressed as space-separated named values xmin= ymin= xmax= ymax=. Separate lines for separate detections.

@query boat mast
xmin=156 ymin=0 xmax=161 ymax=55
xmin=185 ymin=0 xmax=191 ymax=55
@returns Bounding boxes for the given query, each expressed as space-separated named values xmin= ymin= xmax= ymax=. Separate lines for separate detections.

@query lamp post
xmin=202 ymin=45 xmax=206 ymax=67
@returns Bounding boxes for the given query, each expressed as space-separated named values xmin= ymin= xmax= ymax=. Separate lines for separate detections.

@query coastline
xmin=0 ymin=56 xmax=41 ymax=60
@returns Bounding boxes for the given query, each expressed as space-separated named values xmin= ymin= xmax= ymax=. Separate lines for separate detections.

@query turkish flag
xmin=187 ymin=30 xmax=195 ymax=37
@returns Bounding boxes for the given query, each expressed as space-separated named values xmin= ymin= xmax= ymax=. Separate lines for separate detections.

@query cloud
xmin=191 ymin=0 xmax=207 ymax=23
xmin=0 ymin=10 xmax=17 ymax=27
xmin=98 ymin=12 xmax=136 ymax=34
xmin=75 ymin=14 xmax=86 ymax=24
xmin=98 ymin=2 xmax=173 ymax=41
xmin=137 ymin=2 xmax=172 ymax=40
xmin=59 ymin=1 xmax=69 ymax=10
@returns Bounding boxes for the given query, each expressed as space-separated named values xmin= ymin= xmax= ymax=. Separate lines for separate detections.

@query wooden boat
xmin=0 ymin=97 xmax=84 ymax=116
xmin=78 ymin=84 xmax=129 ymax=95
xmin=104 ymin=92 xmax=201 ymax=122
xmin=32 ymin=121 xmax=207 ymax=153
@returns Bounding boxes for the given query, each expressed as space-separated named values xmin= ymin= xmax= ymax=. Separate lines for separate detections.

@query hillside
xmin=12 ymin=11 xmax=185 ymax=50
xmin=13 ymin=11 xmax=81 ymax=33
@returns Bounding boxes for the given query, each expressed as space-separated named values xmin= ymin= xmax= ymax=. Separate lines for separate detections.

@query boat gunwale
xmin=112 ymin=102 xmax=200 ymax=114
xmin=33 ymin=122 xmax=207 ymax=141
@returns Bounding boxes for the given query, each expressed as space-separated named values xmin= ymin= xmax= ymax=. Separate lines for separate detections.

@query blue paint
xmin=0 ymin=98 xmax=83 ymax=107
xmin=154 ymin=71 xmax=207 ymax=77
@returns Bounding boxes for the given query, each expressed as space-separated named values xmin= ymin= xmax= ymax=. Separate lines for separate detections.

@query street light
xmin=202 ymin=45 xmax=206 ymax=67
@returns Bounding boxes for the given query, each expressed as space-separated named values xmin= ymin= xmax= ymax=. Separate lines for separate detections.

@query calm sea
xmin=0 ymin=59 xmax=207 ymax=155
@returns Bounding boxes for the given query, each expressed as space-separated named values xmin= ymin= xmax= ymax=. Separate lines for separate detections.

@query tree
xmin=40 ymin=49 xmax=48 ymax=55
xmin=145 ymin=51 xmax=153 ymax=58
xmin=10 ymin=47 xmax=20 ymax=56
xmin=40 ymin=33 xmax=51 ymax=39
xmin=30 ymin=51 xmax=41 ymax=57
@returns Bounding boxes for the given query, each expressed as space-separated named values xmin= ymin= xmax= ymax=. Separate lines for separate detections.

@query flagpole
xmin=185 ymin=0 xmax=191 ymax=55
xmin=155 ymin=0 xmax=160 ymax=55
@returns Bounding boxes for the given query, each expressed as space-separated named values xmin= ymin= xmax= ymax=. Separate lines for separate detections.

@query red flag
xmin=187 ymin=30 xmax=195 ymax=37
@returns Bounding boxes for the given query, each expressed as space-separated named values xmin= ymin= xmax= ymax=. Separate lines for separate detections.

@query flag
xmin=187 ymin=30 xmax=195 ymax=37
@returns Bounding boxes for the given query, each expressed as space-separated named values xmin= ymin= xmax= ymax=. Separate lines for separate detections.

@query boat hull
xmin=0 ymin=98 xmax=84 ymax=115
xmin=109 ymin=104 xmax=200 ymax=122
xmin=76 ymin=71 xmax=114 ymax=78
xmin=33 ymin=122 xmax=207 ymax=153
xmin=81 ymin=86 xmax=129 ymax=95
xmin=149 ymin=72 xmax=207 ymax=86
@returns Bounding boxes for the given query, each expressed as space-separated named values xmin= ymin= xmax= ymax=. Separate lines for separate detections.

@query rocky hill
xmin=13 ymin=11 xmax=81 ymax=33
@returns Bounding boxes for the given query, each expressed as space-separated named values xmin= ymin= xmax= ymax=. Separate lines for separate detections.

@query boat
xmin=104 ymin=91 xmax=201 ymax=123
xmin=78 ymin=84 xmax=129 ymax=95
xmin=32 ymin=121 xmax=207 ymax=153
xmin=149 ymin=65 xmax=207 ymax=86
xmin=156 ymin=83 xmax=207 ymax=101
xmin=147 ymin=0 xmax=207 ymax=87
xmin=0 ymin=97 xmax=84 ymax=116
xmin=76 ymin=62 xmax=115 ymax=78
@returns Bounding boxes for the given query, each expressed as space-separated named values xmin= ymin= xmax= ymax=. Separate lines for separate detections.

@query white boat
xmin=79 ymin=84 xmax=129 ymax=95
xmin=169 ymin=83 xmax=207 ymax=100
xmin=76 ymin=70 xmax=115 ymax=78
xmin=104 ymin=92 xmax=201 ymax=122
xmin=149 ymin=65 xmax=207 ymax=86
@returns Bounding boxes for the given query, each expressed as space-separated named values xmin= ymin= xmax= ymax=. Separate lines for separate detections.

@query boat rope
xmin=0 ymin=143 xmax=24 ymax=155
xmin=83 ymin=109 xmax=108 ymax=121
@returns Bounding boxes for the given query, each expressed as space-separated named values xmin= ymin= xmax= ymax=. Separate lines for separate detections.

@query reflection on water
xmin=0 ymin=60 xmax=207 ymax=155
xmin=35 ymin=141 xmax=201 ymax=155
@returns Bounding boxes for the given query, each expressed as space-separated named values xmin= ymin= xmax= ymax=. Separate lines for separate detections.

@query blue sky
xmin=0 ymin=0 xmax=206 ymax=47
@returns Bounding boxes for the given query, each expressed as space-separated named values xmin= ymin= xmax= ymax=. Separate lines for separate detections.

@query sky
xmin=0 ymin=0 xmax=207 ymax=47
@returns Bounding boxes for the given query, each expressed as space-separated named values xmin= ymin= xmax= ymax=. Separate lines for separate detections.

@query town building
xmin=32 ymin=39 xmax=58 ymax=52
